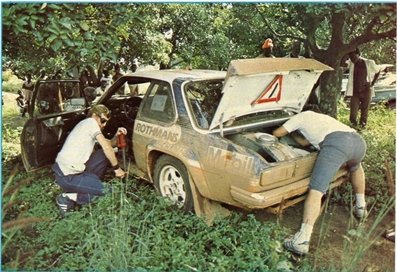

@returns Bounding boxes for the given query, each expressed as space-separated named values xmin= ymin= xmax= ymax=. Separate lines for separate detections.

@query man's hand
xmin=114 ymin=167 xmax=126 ymax=178
xmin=116 ymin=127 xmax=127 ymax=136
xmin=111 ymin=127 xmax=127 ymax=147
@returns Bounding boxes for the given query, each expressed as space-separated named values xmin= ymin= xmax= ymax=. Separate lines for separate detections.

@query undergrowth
xmin=2 ymin=165 xmax=292 ymax=271
xmin=1 ymin=99 xmax=395 ymax=271
xmin=336 ymin=101 xmax=396 ymax=210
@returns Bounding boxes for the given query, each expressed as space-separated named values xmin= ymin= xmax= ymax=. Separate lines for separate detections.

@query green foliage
xmin=2 ymin=2 xmax=395 ymax=89
xmin=2 ymin=3 xmax=142 ymax=76
xmin=2 ymin=168 xmax=293 ymax=271
xmin=335 ymin=102 xmax=396 ymax=210
xmin=2 ymin=70 xmax=23 ymax=93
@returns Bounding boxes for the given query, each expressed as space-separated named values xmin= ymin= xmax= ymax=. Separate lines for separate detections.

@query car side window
xmin=139 ymin=82 xmax=175 ymax=123
xmin=34 ymin=81 xmax=84 ymax=116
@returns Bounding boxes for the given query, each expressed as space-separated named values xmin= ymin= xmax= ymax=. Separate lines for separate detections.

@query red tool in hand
xmin=117 ymin=133 xmax=127 ymax=170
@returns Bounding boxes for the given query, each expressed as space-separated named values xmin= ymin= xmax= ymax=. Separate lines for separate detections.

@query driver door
xmin=21 ymin=80 xmax=88 ymax=171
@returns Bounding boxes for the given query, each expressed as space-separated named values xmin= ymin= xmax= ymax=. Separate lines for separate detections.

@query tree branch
xmin=255 ymin=5 xmax=305 ymax=43
xmin=347 ymin=27 xmax=396 ymax=54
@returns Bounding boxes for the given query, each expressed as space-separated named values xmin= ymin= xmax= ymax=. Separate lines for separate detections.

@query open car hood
xmin=209 ymin=58 xmax=333 ymax=130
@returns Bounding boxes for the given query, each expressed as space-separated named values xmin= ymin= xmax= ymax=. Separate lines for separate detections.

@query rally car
xmin=21 ymin=58 xmax=348 ymax=214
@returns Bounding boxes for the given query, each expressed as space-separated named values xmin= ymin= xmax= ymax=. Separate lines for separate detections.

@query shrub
xmin=2 ymin=70 xmax=23 ymax=93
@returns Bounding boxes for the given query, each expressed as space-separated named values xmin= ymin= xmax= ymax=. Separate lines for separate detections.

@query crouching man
xmin=52 ymin=104 xmax=126 ymax=217
xmin=273 ymin=110 xmax=367 ymax=255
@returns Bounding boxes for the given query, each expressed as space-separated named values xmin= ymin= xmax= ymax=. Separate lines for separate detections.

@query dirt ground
xmin=253 ymin=202 xmax=395 ymax=271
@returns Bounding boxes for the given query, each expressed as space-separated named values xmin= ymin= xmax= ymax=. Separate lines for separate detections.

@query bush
xmin=2 ymin=70 xmax=23 ymax=93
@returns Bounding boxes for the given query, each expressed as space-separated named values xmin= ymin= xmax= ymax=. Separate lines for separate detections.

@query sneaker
xmin=353 ymin=206 xmax=368 ymax=219
xmin=384 ymin=228 xmax=395 ymax=242
xmin=283 ymin=234 xmax=309 ymax=255
xmin=56 ymin=194 xmax=75 ymax=217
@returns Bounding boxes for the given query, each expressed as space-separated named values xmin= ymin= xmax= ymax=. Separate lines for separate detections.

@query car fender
xmin=145 ymin=145 xmax=212 ymax=199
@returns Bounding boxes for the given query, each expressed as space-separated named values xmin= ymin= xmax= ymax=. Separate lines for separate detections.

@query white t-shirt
xmin=56 ymin=118 xmax=101 ymax=175
xmin=282 ymin=111 xmax=355 ymax=149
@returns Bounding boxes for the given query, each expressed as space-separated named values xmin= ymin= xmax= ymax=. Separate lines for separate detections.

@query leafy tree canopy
xmin=3 ymin=3 xmax=395 ymax=114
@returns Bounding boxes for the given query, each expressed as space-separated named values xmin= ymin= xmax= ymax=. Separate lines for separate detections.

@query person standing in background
xmin=259 ymin=38 xmax=275 ymax=58
xmin=22 ymin=73 xmax=34 ymax=112
xmin=345 ymin=48 xmax=381 ymax=128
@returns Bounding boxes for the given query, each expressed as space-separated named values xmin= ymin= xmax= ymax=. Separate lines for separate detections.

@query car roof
xmin=124 ymin=69 xmax=226 ymax=83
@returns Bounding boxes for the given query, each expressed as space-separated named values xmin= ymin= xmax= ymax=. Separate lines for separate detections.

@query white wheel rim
xmin=158 ymin=165 xmax=186 ymax=207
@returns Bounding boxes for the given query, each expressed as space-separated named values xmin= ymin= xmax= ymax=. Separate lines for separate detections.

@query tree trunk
xmin=317 ymin=68 xmax=343 ymax=118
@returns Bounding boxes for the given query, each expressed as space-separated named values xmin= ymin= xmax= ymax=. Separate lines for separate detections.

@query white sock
xmin=296 ymin=223 xmax=313 ymax=242
xmin=63 ymin=193 xmax=78 ymax=202
xmin=355 ymin=193 xmax=366 ymax=208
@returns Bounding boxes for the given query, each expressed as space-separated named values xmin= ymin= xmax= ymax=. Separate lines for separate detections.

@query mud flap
xmin=188 ymin=174 xmax=231 ymax=226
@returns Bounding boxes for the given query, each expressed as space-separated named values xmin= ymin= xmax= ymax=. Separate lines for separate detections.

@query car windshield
xmin=184 ymin=79 xmax=224 ymax=129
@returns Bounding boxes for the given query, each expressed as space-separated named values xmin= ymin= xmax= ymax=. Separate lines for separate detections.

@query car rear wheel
xmin=153 ymin=155 xmax=194 ymax=212
xmin=386 ymin=99 xmax=396 ymax=109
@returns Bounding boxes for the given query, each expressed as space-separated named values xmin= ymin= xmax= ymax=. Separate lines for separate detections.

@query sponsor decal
xmin=207 ymin=146 xmax=254 ymax=175
xmin=251 ymin=75 xmax=283 ymax=105
xmin=134 ymin=120 xmax=181 ymax=143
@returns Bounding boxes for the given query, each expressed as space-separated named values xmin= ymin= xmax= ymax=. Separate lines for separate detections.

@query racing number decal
xmin=251 ymin=75 xmax=283 ymax=105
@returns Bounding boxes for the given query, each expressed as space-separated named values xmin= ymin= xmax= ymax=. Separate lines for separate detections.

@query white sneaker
xmin=283 ymin=233 xmax=309 ymax=255
xmin=353 ymin=206 xmax=368 ymax=219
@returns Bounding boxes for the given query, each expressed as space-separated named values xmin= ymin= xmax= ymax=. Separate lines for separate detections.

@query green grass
xmin=1 ymin=96 xmax=395 ymax=271
xmin=2 ymin=168 xmax=293 ymax=271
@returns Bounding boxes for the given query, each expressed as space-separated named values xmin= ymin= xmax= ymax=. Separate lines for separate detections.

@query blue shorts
xmin=309 ymin=131 xmax=366 ymax=194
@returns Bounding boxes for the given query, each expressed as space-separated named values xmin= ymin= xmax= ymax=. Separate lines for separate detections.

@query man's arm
xmin=371 ymin=72 xmax=380 ymax=87
xmin=291 ymin=132 xmax=311 ymax=147
xmin=96 ymin=133 xmax=126 ymax=177
xmin=273 ymin=126 xmax=311 ymax=147
xmin=273 ymin=126 xmax=289 ymax=138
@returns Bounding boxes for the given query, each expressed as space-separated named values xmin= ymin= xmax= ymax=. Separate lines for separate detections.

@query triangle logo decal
xmin=251 ymin=75 xmax=283 ymax=105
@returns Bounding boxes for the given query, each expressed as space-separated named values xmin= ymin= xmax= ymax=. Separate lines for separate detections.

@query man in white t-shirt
xmin=273 ymin=110 xmax=367 ymax=255
xmin=52 ymin=104 xmax=126 ymax=217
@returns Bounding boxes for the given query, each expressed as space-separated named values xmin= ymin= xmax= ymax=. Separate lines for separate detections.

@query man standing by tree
xmin=345 ymin=48 xmax=381 ymax=128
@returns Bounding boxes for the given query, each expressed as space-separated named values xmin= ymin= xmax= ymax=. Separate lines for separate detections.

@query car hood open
xmin=209 ymin=58 xmax=333 ymax=130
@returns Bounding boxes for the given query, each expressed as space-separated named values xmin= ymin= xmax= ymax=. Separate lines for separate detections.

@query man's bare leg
xmin=350 ymin=164 xmax=367 ymax=217
xmin=351 ymin=163 xmax=365 ymax=195
xmin=284 ymin=189 xmax=323 ymax=255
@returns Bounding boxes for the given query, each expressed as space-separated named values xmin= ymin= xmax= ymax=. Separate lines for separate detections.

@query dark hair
xmin=349 ymin=47 xmax=360 ymax=56
xmin=302 ymin=104 xmax=322 ymax=113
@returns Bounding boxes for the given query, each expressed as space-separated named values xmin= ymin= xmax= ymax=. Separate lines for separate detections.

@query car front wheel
xmin=153 ymin=155 xmax=194 ymax=212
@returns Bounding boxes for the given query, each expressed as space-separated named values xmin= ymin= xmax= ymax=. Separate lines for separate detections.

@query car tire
xmin=153 ymin=155 xmax=194 ymax=212
xmin=387 ymin=99 xmax=396 ymax=109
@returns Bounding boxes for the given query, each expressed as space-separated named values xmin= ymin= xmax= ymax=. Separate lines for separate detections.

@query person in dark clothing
xmin=16 ymin=90 xmax=27 ymax=117
xmin=22 ymin=73 xmax=34 ymax=113
xmin=345 ymin=48 xmax=381 ymax=128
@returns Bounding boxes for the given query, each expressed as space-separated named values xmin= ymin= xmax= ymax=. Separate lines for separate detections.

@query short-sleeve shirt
xmin=282 ymin=111 xmax=355 ymax=149
xmin=56 ymin=118 xmax=101 ymax=175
